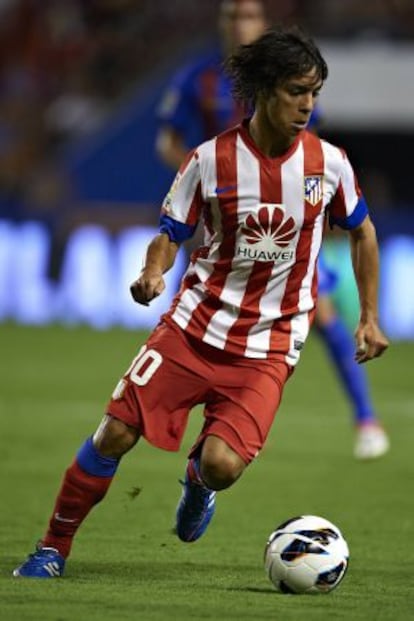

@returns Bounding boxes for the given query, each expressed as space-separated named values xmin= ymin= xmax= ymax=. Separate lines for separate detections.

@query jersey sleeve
xmin=328 ymin=151 xmax=369 ymax=230
xmin=159 ymin=149 xmax=203 ymax=243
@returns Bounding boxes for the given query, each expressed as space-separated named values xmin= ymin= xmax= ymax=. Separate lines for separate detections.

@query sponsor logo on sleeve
xmin=162 ymin=172 xmax=182 ymax=213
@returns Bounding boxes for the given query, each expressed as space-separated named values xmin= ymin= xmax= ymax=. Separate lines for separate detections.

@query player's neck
xmin=248 ymin=112 xmax=295 ymax=158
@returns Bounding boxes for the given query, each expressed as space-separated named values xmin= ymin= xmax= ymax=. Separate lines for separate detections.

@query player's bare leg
xmin=13 ymin=415 xmax=140 ymax=578
xmin=176 ymin=435 xmax=247 ymax=542
xmin=93 ymin=415 xmax=141 ymax=458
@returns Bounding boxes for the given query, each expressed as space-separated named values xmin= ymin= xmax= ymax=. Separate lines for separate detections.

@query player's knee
xmin=199 ymin=438 xmax=246 ymax=490
xmin=93 ymin=415 xmax=140 ymax=459
xmin=200 ymin=452 xmax=244 ymax=490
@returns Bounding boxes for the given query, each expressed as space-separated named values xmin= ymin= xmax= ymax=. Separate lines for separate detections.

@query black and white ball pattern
xmin=264 ymin=515 xmax=349 ymax=594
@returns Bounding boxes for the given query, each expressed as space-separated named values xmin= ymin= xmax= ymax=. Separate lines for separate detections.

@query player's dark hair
xmin=224 ymin=26 xmax=328 ymax=105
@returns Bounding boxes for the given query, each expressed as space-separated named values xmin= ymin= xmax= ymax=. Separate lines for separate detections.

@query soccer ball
xmin=264 ymin=515 xmax=349 ymax=594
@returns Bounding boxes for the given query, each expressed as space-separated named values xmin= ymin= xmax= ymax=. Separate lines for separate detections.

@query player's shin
xmin=42 ymin=437 xmax=119 ymax=558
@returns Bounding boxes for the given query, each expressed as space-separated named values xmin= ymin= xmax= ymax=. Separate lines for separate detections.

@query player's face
xmin=219 ymin=0 xmax=267 ymax=54
xmin=265 ymin=68 xmax=322 ymax=142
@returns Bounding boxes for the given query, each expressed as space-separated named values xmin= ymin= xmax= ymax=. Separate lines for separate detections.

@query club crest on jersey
xmin=304 ymin=175 xmax=323 ymax=206
xmin=237 ymin=204 xmax=297 ymax=263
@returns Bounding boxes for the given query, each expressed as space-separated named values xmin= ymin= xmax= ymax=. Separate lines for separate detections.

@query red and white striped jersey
xmin=160 ymin=121 xmax=367 ymax=365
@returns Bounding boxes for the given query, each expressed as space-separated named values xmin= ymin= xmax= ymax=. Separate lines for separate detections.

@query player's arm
xmin=156 ymin=126 xmax=188 ymax=171
xmin=130 ymin=233 xmax=179 ymax=306
xmin=156 ymin=66 xmax=195 ymax=171
xmin=348 ymin=215 xmax=389 ymax=363
xmin=131 ymin=149 xmax=203 ymax=306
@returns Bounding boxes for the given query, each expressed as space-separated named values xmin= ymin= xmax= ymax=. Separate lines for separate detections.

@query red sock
xmin=42 ymin=460 xmax=114 ymax=558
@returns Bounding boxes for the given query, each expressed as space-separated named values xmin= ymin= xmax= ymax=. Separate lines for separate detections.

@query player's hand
xmin=354 ymin=320 xmax=389 ymax=364
xmin=130 ymin=269 xmax=165 ymax=306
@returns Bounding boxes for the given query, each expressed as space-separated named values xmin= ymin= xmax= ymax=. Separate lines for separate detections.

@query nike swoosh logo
xmin=215 ymin=185 xmax=237 ymax=195
xmin=54 ymin=513 xmax=77 ymax=523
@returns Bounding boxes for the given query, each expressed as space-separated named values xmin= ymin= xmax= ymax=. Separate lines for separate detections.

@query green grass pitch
xmin=0 ymin=323 xmax=413 ymax=621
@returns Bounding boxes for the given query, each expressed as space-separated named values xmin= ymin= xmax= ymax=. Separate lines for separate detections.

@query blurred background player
xmin=156 ymin=0 xmax=389 ymax=460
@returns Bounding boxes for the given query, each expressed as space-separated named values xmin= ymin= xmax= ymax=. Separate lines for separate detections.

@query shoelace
xmin=28 ymin=545 xmax=58 ymax=561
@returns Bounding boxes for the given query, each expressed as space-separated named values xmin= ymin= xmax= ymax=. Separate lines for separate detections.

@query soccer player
xmin=14 ymin=27 xmax=388 ymax=578
xmin=156 ymin=0 xmax=269 ymax=169
xmin=157 ymin=0 xmax=389 ymax=460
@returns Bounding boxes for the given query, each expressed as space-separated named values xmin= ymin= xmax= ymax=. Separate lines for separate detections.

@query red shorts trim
xmin=107 ymin=321 xmax=293 ymax=464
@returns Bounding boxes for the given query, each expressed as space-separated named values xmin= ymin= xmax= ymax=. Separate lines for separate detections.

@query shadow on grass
xmin=223 ymin=586 xmax=277 ymax=595
xmin=71 ymin=559 xmax=250 ymax=576
xmin=66 ymin=559 xmax=275 ymax=590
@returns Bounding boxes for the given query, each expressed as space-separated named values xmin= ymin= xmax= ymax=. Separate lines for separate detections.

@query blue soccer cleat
xmin=13 ymin=543 xmax=65 ymax=578
xmin=175 ymin=458 xmax=216 ymax=543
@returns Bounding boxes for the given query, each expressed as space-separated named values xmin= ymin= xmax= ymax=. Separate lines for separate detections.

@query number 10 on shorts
xmin=112 ymin=345 xmax=163 ymax=399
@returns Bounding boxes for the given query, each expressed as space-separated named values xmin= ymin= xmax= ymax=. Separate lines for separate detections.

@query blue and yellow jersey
xmin=157 ymin=50 xmax=246 ymax=147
